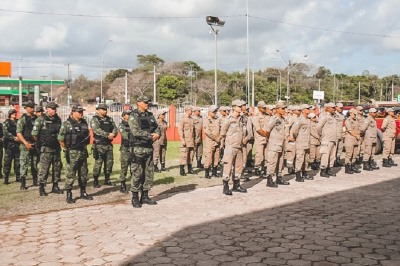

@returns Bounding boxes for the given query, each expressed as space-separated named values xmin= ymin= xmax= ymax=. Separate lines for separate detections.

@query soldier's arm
xmin=31 ymin=116 xmax=43 ymax=141
xmin=316 ymin=116 xmax=326 ymax=135
xmin=264 ymin=119 xmax=276 ymax=141
xmin=57 ymin=121 xmax=68 ymax=149
xmin=16 ymin=117 xmax=30 ymax=146
xmin=178 ymin=118 xmax=185 ymax=144
xmin=220 ymin=119 xmax=230 ymax=138
xmin=290 ymin=121 xmax=300 ymax=140
xmin=90 ymin=117 xmax=109 ymax=138
xmin=118 ymin=123 xmax=130 ymax=140
xmin=203 ymin=120 xmax=218 ymax=141
xmin=128 ymin=114 xmax=152 ymax=140
xmin=381 ymin=118 xmax=388 ymax=131
xmin=3 ymin=122 xmax=13 ymax=140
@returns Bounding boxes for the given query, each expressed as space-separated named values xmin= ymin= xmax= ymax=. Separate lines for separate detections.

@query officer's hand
xmin=288 ymin=136 xmax=295 ymax=142
xmin=14 ymin=137 xmax=19 ymax=142
xmin=25 ymin=143 xmax=33 ymax=150
xmin=152 ymin=133 xmax=160 ymax=141
xmin=108 ymin=133 xmax=115 ymax=140
xmin=243 ymin=139 xmax=248 ymax=145
xmin=182 ymin=141 xmax=186 ymax=147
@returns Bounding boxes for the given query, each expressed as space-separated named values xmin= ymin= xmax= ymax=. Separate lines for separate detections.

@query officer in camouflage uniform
xmin=0 ymin=117 xmax=4 ymax=180
xmin=58 ymin=104 xmax=92 ymax=203
xmin=32 ymin=102 xmax=63 ymax=196
xmin=118 ymin=109 xmax=133 ymax=193
xmin=129 ymin=96 xmax=160 ymax=208
xmin=17 ymin=102 xmax=39 ymax=190
xmin=2 ymin=109 xmax=20 ymax=185
xmin=90 ymin=103 xmax=118 ymax=187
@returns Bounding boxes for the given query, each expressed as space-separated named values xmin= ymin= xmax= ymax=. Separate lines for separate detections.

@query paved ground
xmin=1 ymin=160 xmax=400 ymax=266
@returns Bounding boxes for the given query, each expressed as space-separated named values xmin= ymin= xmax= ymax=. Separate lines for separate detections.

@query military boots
xmin=266 ymin=176 xmax=278 ymax=188
xmin=120 ymin=181 xmax=128 ymax=193
xmin=211 ymin=167 xmax=219 ymax=177
xmin=345 ymin=164 xmax=354 ymax=174
xmin=370 ymin=159 xmax=380 ymax=170
xmin=302 ymin=171 xmax=313 ymax=180
xmin=295 ymin=172 xmax=304 ymax=182
xmin=276 ymin=175 xmax=290 ymax=185
xmin=153 ymin=164 xmax=161 ymax=173
xmin=3 ymin=175 xmax=9 ymax=185
xmin=180 ymin=165 xmax=186 ymax=176
xmin=204 ymin=168 xmax=211 ymax=179
xmin=363 ymin=161 xmax=373 ymax=171
xmin=382 ymin=158 xmax=391 ymax=168
xmin=39 ymin=183 xmax=47 ymax=196
xmin=104 ymin=174 xmax=113 ymax=186
xmin=93 ymin=176 xmax=101 ymax=188
xmin=80 ymin=187 xmax=93 ymax=200
xmin=187 ymin=164 xmax=194 ymax=174
xmin=388 ymin=158 xmax=398 ymax=166
xmin=351 ymin=163 xmax=361 ymax=173
xmin=160 ymin=163 xmax=168 ymax=171
xmin=66 ymin=190 xmax=75 ymax=204
xmin=141 ymin=191 xmax=157 ymax=205
xmin=20 ymin=177 xmax=27 ymax=190
xmin=320 ymin=169 xmax=330 ymax=178
xmin=232 ymin=180 xmax=247 ymax=193
xmin=51 ymin=182 xmax=63 ymax=194
xmin=131 ymin=192 xmax=142 ymax=208
xmin=223 ymin=181 xmax=232 ymax=195
xmin=197 ymin=159 xmax=204 ymax=169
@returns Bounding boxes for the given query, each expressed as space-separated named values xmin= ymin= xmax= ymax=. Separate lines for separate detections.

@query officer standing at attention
xmin=129 ymin=96 xmax=160 ymax=208
xmin=32 ymin=102 xmax=63 ymax=196
xmin=2 ymin=109 xmax=20 ymax=185
xmin=58 ymin=104 xmax=92 ymax=203
xmin=344 ymin=108 xmax=361 ymax=174
xmin=153 ymin=109 xmax=169 ymax=172
xmin=0 ymin=116 xmax=4 ymax=180
xmin=178 ymin=105 xmax=195 ymax=176
xmin=220 ymin=100 xmax=247 ymax=195
xmin=381 ymin=107 xmax=398 ymax=167
xmin=203 ymin=105 xmax=221 ymax=179
xmin=252 ymin=101 xmax=269 ymax=177
xmin=355 ymin=106 xmax=366 ymax=165
xmin=285 ymin=105 xmax=301 ymax=174
xmin=192 ymin=106 xmax=204 ymax=169
xmin=309 ymin=113 xmax=321 ymax=170
xmin=91 ymin=103 xmax=118 ymax=187
xmin=317 ymin=102 xmax=338 ymax=177
xmin=361 ymin=108 xmax=379 ymax=171
xmin=17 ymin=102 xmax=39 ymax=190
xmin=240 ymin=101 xmax=253 ymax=178
xmin=334 ymin=103 xmax=345 ymax=166
xmin=118 ymin=109 xmax=133 ymax=193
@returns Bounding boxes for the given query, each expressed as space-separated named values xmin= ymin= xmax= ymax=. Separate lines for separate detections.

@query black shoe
xmin=197 ymin=160 xmax=204 ymax=169
xmin=310 ymin=162 xmax=318 ymax=170
xmin=3 ymin=176 xmax=9 ymax=185
xmin=302 ymin=171 xmax=313 ymax=180
xmin=335 ymin=158 xmax=344 ymax=167
xmin=20 ymin=177 xmax=27 ymax=190
xmin=232 ymin=180 xmax=247 ymax=193
xmin=295 ymin=172 xmax=304 ymax=182
xmin=320 ymin=169 xmax=330 ymax=178
xmin=131 ymin=192 xmax=142 ymax=208
xmin=212 ymin=167 xmax=219 ymax=177
xmin=388 ymin=158 xmax=398 ymax=166
xmin=93 ymin=177 xmax=101 ymax=188
xmin=188 ymin=164 xmax=194 ymax=174
xmin=266 ymin=176 xmax=278 ymax=188
xmin=120 ymin=181 xmax=128 ymax=193
xmin=370 ymin=160 xmax=380 ymax=170
xmin=141 ymin=191 xmax=157 ymax=205
xmin=16 ymin=176 xmax=21 ymax=182
xmin=351 ymin=163 xmax=361 ymax=173
xmin=276 ymin=176 xmax=290 ymax=185
xmin=345 ymin=164 xmax=354 ymax=174
xmin=254 ymin=168 xmax=261 ymax=176
xmin=223 ymin=181 xmax=232 ymax=195
xmin=363 ymin=161 xmax=373 ymax=171
xmin=154 ymin=164 xmax=161 ymax=173
xmin=160 ymin=163 xmax=168 ymax=171
xmin=205 ymin=168 xmax=211 ymax=179
xmin=326 ymin=167 xmax=336 ymax=176
xmin=382 ymin=158 xmax=391 ymax=168
xmin=180 ymin=165 xmax=186 ymax=176
xmin=287 ymin=166 xmax=295 ymax=175
xmin=51 ymin=182 xmax=63 ymax=194
xmin=80 ymin=188 xmax=93 ymax=200
xmin=39 ymin=183 xmax=47 ymax=196
xmin=66 ymin=190 xmax=75 ymax=204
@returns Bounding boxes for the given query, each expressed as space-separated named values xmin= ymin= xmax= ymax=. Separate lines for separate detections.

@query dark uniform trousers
xmin=130 ymin=147 xmax=154 ymax=193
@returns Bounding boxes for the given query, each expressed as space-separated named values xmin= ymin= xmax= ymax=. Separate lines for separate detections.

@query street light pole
xmin=48 ymin=50 xmax=53 ymax=101
xmin=100 ymin=39 xmax=113 ymax=103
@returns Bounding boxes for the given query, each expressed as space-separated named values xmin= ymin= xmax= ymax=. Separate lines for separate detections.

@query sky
xmin=1 ymin=0 xmax=400 ymax=81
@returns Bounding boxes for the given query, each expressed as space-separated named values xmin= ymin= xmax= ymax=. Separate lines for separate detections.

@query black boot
xmin=345 ymin=164 xmax=354 ymax=174
xmin=382 ymin=158 xmax=391 ymax=168
xmin=363 ymin=161 xmax=372 ymax=171
xmin=295 ymin=172 xmax=304 ymax=182
xmin=335 ymin=158 xmax=344 ymax=167
xmin=223 ymin=181 xmax=232 ymax=195
xmin=32 ymin=176 xmax=38 ymax=186
xmin=370 ymin=159 xmax=380 ymax=170
xmin=188 ymin=164 xmax=194 ymax=174
xmin=66 ymin=190 xmax=75 ymax=204
xmin=276 ymin=175 xmax=290 ymax=185
xmin=351 ymin=163 xmax=361 ymax=173
xmin=39 ymin=183 xmax=47 ymax=196
xmin=254 ymin=167 xmax=261 ymax=176
xmin=104 ymin=174 xmax=114 ymax=186
xmin=3 ymin=175 xmax=9 ymax=185
xmin=80 ymin=184 xmax=93 ymax=200
xmin=180 ymin=165 xmax=186 ymax=176
xmin=205 ymin=168 xmax=211 ymax=179
xmin=266 ymin=176 xmax=278 ymax=188
xmin=131 ymin=192 xmax=142 ymax=208
xmin=160 ymin=163 xmax=168 ymax=171
xmin=197 ymin=159 xmax=204 ymax=169
xmin=16 ymin=176 xmax=21 ymax=182
xmin=120 ymin=181 xmax=128 ymax=193
xmin=93 ymin=176 xmax=101 ymax=188
xmin=287 ymin=166 xmax=295 ymax=175
xmin=388 ymin=158 xmax=398 ymax=166
xmin=232 ymin=179 xmax=247 ymax=193
xmin=141 ymin=190 xmax=157 ymax=205
xmin=51 ymin=182 xmax=63 ymax=194
xmin=310 ymin=161 xmax=318 ymax=170
xmin=302 ymin=171 xmax=313 ymax=180
xmin=212 ymin=167 xmax=218 ymax=177
xmin=19 ymin=177 xmax=27 ymax=190
xmin=154 ymin=164 xmax=161 ymax=173
xmin=320 ymin=169 xmax=330 ymax=178
xmin=326 ymin=167 xmax=336 ymax=176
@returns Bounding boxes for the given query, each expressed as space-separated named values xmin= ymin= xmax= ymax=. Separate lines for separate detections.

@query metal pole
xmin=48 ymin=50 xmax=53 ymax=101
xmin=286 ymin=61 xmax=290 ymax=104
xmin=153 ymin=64 xmax=157 ymax=104
xmin=214 ymin=30 xmax=218 ymax=105
xmin=251 ymin=69 xmax=254 ymax=107
xmin=318 ymin=78 xmax=321 ymax=104
xmin=19 ymin=57 xmax=22 ymax=108
xmin=190 ymin=63 xmax=193 ymax=104
xmin=246 ymin=0 xmax=250 ymax=104
xmin=125 ymin=72 xmax=128 ymax=104
xmin=101 ymin=40 xmax=112 ymax=103
xmin=333 ymin=74 xmax=336 ymax=103
xmin=380 ymin=83 xmax=383 ymax=101
xmin=358 ymin=81 xmax=361 ymax=104
xmin=277 ymin=69 xmax=282 ymax=101
xmin=392 ymin=76 xmax=394 ymax=101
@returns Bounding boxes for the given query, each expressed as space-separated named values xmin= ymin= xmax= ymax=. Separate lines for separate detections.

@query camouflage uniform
xmin=119 ymin=112 xmax=133 ymax=193
xmin=32 ymin=109 xmax=63 ymax=196
xmin=2 ymin=118 xmax=20 ymax=184
xmin=90 ymin=111 xmax=118 ymax=187
xmin=0 ymin=122 xmax=4 ymax=179
xmin=17 ymin=113 xmax=39 ymax=189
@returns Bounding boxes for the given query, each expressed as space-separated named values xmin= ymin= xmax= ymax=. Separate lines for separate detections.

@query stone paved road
xmin=1 ymin=160 xmax=400 ymax=266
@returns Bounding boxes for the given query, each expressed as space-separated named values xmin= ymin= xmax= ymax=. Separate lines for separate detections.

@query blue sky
xmin=0 ymin=0 xmax=399 ymax=80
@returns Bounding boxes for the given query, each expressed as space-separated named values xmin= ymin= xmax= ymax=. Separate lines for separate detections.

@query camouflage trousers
xmin=130 ymin=147 xmax=154 ymax=193
xmin=92 ymin=144 xmax=114 ymax=178
xmin=3 ymin=143 xmax=20 ymax=178
xmin=120 ymin=146 xmax=132 ymax=182
xmin=19 ymin=145 xmax=39 ymax=179
xmin=0 ymin=143 xmax=3 ymax=177
xmin=38 ymin=146 xmax=62 ymax=185
xmin=64 ymin=149 xmax=89 ymax=190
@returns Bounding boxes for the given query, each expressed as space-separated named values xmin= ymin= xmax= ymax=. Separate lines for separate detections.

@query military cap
xmin=192 ymin=106 xmax=201 ymax=112
xmin=356 ymin=106 xmax=364 ymax=111
xmin=71 ymin=104 xmax=85 ymax=112
xmin=310 ymin=105 xmax=316 ymax=110
xmin=157 ymin=109 xmax=168 ymax=116
xmin=240 ymin=100 xmax=247 ymax=106
xmin=96 ymin=103 xmax=108 ymax=110
xmin=349 ymin=108 xmax=358 ymax=114
xmin=336 ymin=102 xmax=344 ymax=108
xmin=8 ymin=109 xmax=17 ymax=116
xmin=122 ymin=109 xmax=132 ymax=116
xmin=208 ymin=105 xmax=218 ymax=112
xmin=386 ymin=107 xmax=395 ymax=112
xmin=257 ymin=101 xmax=267 ymax=107
xmin=324 ymin=102 xmax=335 ymax=108
xmin=369 ymin=108 xmax=377 ymax=113
xmin=184 ymin=105 xmax=192 ymax=111
xmin=300 ymin=104 xmax=311 ymax=109
xmin=34 ymin=106 xmax=44 ymax=112
xmin=275 ymin=101 xmax=286 ymax=109
xmin=267 ymin=104 xmax=275 ymax=109
xmin=231 ymin=99 xmax=244 ymax=107
xmin=46 ymin=101 xmax=59 ymax=109
xmin=137 ymin=95 xmax=150 ymax=103
xmin=24 ymin=101 xmax=35 ymax=108
xmin=287 ymin=105 xmax=293 ymax=110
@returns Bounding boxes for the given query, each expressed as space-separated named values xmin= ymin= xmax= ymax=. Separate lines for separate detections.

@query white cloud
xmin=34 ymin=24 xmax=68 ymax=50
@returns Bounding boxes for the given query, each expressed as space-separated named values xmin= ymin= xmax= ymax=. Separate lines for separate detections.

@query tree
xmin=157 ymin=75 xmax=185 ymax=102
xmin=105 ymin=69 xmax=129 ymax=83
xmin=136 ymin=54 xmax=164 ymax=69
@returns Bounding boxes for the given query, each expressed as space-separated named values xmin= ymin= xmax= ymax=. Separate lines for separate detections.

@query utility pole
xmin=124 ymin=72 xmax=128 ymax=104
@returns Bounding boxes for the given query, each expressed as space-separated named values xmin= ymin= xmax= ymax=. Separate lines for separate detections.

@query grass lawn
xmin=0 ymin=141 xmax=222 ymax=219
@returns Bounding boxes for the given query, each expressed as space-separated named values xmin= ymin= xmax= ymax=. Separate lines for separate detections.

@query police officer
xmin=129 ymin=95 xmax=160 ymax=208
xmin=34 ymin=106 xmax=44 ymax=117
xmin=178 ymin=105 xmax=195 ymax=176
xmin=192 ymin=106 xmax=204 ymax=169
xmin=58 ymin=104 xmax=92 ymax=203
xmin=0 ymin=116 xmax=4 ymax=180
xmin=2 ymin=109 xmax=20 ymax=185
xmin=362 ymin=108 xmax=379 ymax=171
xmin=265 ymin=101 xmax=289 ymax=187
xmin=285 ymin=105 xmax=301 ymax=174
xmin=244 ymin=106 xmax=255 ymax=170
xmin=241 ymin=102 xmax=254 ymax=178
xmin=203 ymin=105 xmax=221 ymax=179
xmin=90 ymin=103 xmax=118 ymax=187
xmin=32 ymin=102 xmax=63 ymax=196
xmin=119 ymin=109 xmax=133 ymax=193
xmin=252 ymin=101 xmax=269 ymax=177
xmin=218 ymin=106 xmax=228 ymax=164
xmin=309 ymin=113 xmax=321 ymax=170
xmin=355 ymin=106 xmax=366 ymax=165
xmin=381 ymin=107 xmax=397 ymax=167
xmin=334 ymin=103 xmax=345 ymax=166
xmin=220 ymin=100 xmax=247 ymax=195
xmin=317 ymin=102 xmax=338 ymax=177
xmin=153 ymin=109 xmax=168 ymax=172
xmin=344 ymin=108 xmax=361 ymax=174
xmin=17 ymin=102 xmax=39 ymax=190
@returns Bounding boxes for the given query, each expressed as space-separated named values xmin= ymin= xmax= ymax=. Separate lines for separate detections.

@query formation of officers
xmin=178 ymin=100 xmax=398 ymax=196
xmin=1 ymin=97 xmax=398 ymax=204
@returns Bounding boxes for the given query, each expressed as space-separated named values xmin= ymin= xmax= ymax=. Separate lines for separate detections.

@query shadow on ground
xmin=121 ymin=177 xmax=400 ymax=265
